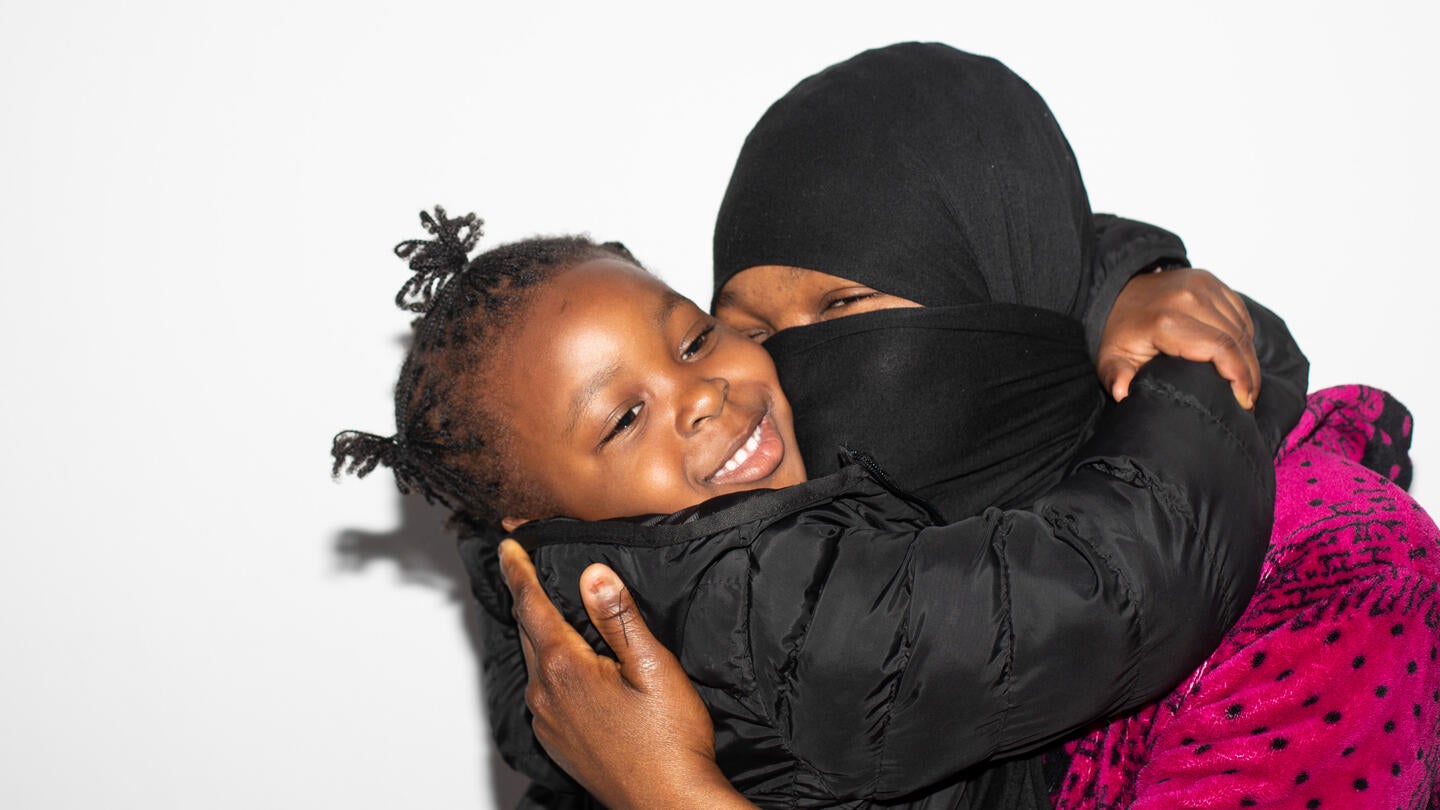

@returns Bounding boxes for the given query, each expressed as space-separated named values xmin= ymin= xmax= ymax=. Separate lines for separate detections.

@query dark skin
xmin=483 ymin=260 xmax=804 ymax=805
xmin=494 ymin=258 xmax=807 ymax=532
xmin=501 ymin=265 xmax=1264 ymax=808
xmin=499 ymin=539 xmax=752 ymax=808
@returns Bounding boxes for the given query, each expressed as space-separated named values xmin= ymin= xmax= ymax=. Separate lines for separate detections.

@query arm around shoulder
xmin=769 ymin=357 xmax=1273 ymax=800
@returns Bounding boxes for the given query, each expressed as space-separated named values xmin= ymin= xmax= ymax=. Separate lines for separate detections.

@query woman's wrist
xmin=665 ymin=762 xmax=755 ymax=809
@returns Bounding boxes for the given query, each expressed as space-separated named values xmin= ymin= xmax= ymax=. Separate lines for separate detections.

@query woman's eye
xmin=743 ymin=327 xmax=772 ymax=344
xmin=602 ymin=404 xmax=643 ymax=445
xmin=824 ymin=291 xmax=880 ymax=311
xmin=681 ymin=324 xmax=716 ymax=360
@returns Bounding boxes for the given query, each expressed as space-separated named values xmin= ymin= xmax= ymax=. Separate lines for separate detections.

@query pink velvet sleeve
xmin=1055 ymin=386 xmax=1440 ymax=809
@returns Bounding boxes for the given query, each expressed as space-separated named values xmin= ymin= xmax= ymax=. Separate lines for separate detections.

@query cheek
xmin=724 ymin=341 xmax=783 ymax=385
xmin=504 ymin=417 xmax=610 ymax=518
xmin=715 ymin=308 xmax=771 ymax=340
xmin=769 ymin=304 xmax=817 ymax=333
xmin=549 ymin=428 xmax=696 ymax=519
xmin=597 ymin=447 xmax=696 ymax=518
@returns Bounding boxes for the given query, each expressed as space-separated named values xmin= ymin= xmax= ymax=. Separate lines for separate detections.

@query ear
xmin=500 ymin=515 xmax=527 ymax=534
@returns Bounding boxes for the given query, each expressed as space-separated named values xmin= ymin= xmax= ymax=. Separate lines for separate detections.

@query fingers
xmin=499 ymin=543 xmax=679 ymax=699
xmin=1097 ymin=316 xmax=1257 ymax=409
xmin=1217 ymin=283 xmax=1255 ymax=341
xmin=1096 ymin=354 xmax=1139 ymax=402
xmin=1170 ymin=270 xmax=1259 ymax=407
xmin=1153 ymin=319 xmax=1257 ymax=410
xmin=579 ymin=563 xmax=672 ymax=688
xmin=1217 ymin=283 xmax=1261 ymax=401
xmin=497 ymin=540 xmax=543 ymax=674
xmin=499 ymin=539 xmax=588 ymax=667
xmin=1104 ymin=268 xmax=1265 ymax=409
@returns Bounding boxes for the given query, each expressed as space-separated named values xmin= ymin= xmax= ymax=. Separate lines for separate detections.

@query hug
xmin=335 ymin=43 xmax=1440 ymax=809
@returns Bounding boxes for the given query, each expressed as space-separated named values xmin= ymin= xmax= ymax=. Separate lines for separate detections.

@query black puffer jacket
xmin=470 ymin=357 xmax=1275 ymax=807
xmin=463 ymin=41 xmax=1312 ymax=808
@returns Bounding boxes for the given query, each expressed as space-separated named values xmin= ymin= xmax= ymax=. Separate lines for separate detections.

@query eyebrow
xmin=565 ymin=363 xmax=621 ymax=440
xmin=657 ymin=287 xmax=688 ymax=325
xmin=563 ymin=289 xmax=689 ymax=439
xmin=713 ymin=266 xmax=809 ymax=311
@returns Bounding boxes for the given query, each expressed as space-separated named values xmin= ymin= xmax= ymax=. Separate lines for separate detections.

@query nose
xmin=678 ymin=376 xmax=728 ymax=434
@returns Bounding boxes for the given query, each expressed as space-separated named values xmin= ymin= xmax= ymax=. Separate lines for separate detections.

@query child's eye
xmin=601 ymin=404 xmax=643 ymax=445
xmin=681 ymin=324 xmax=716 ymax=361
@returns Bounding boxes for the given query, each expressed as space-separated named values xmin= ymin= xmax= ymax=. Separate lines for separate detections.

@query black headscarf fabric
xmin=714 ymin=42 xmax=1094 ymax=315
xmin=764 ymin=304 xmax=1101 ymax=518
xmin=713 ymin=42 xmax=1105 ymax=521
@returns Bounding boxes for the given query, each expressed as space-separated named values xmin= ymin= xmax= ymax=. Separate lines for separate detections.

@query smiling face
xmin=713 ymin=265 xmax=922 ymax=342
xmin=497 ymin=259 xmax=807 ymax=528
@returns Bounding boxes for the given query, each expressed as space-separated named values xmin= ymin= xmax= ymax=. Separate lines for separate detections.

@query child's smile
xmin=496 ymin=258 xmax=807 ymax=528
xmin=707 ymin=413 xmax=786 ymax=486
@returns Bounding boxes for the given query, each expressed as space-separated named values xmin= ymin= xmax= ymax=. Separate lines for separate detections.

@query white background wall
xmin=2 ymin=2 xmax=1436 ymax=807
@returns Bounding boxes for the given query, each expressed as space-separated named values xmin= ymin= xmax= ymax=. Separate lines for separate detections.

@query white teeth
xmin=719 ymin=423 xmax=765 ymax=477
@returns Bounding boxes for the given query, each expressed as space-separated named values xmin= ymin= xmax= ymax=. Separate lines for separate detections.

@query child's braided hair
xmin=331 ymin=206 xmax=641 ymax=531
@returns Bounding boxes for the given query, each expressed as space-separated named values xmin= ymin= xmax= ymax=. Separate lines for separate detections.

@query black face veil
xmin=712 ymin=43 xmax=1105 ymax=519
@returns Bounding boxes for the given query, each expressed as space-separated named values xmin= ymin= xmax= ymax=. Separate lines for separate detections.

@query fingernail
xmin=496 ymin=541 xmax=512 ymax=582
xmin=592 ymin=577 xmax=619 ymax=604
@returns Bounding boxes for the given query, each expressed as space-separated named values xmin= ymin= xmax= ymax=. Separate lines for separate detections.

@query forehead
xmin=530 ymin=258 xmax=677 ymax=315
xmin=498 ymin=259 xmax=691 ymax=400
xmin=515 ymin=259 xmax=688 ymax=357
xmin=715 ymin=265 xmax=855 ymax=312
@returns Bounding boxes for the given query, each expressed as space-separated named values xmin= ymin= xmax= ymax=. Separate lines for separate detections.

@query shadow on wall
xmin=334 ymin=492 xmax=531 ymax=809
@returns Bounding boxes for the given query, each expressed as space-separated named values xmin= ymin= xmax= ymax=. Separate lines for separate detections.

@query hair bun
xmin=392 ymin=206 xmax=484 ymax=313
xmin=331 ymin=429 xmax=406 ymax=479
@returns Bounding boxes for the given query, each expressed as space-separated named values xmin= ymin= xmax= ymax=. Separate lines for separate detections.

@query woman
xmin=481 ymin=42 xmax=1285 ymax=808
xmin=707 ymin=42 xmax=1308 ymax=520
xmin=487 ymin=44 xmax=1437 ymax=809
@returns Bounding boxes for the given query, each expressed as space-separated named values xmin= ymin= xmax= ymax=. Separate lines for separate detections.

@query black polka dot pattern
xmin=1052 ymin=388 xmax=1440 ymax=809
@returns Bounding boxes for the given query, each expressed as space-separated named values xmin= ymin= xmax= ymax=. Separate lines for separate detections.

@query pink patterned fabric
xmin=1055 ymin=386 xmax=1440 ymax=809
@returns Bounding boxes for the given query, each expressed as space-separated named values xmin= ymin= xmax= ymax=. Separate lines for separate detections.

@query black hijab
xmin=714 ymin=42 xmax=1094 ymax=314
xmin=713 ymin=42 xmax=1104 ymax=520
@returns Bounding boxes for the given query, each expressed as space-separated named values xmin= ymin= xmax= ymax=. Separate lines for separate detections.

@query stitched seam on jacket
xmin=993 ymin=515 xmax=1019 ymax=749
xmin=1134 ymin=370 xmax=1272 ymax=661
xmin=1056 ymin=372 xmax=1266 ymax=709
xmin=1041 ymin=500 xmax=1145 ymax=710
xmin=1133 ymin=374 xmax=1268 ymax=489
xmin=770 ymin=533 xmax=845 ymax=806
xmin=871 ymin=537 xmax=921 ymax=797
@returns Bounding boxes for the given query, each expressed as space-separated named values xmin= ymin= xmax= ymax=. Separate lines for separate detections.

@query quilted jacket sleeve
xmin=750 ymin=357 xmax=1274 ymax=802
xmin=457 ymin=534 xmax=597 ymax=806
xmin=1082 ymin=214 xmax=1190 ymax=356
xmin=1243 ymin=292 xmax=1309 ymax=454
xmin=1082 ymin=215 xmax=1310 ymax=453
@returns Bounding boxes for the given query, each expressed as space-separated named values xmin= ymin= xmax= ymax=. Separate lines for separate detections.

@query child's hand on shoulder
xmin=1099 ymin=267 xmax=1260 ymax=409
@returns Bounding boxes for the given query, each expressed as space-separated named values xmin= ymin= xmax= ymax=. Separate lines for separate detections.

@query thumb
xmin=579 ymin=563 xmax=666 ymax=687
xmin=1096 ymin=354 xmax=1139 ymax=402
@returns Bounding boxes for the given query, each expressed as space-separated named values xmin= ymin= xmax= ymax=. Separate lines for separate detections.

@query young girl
xmin=335 ymin=206 xmax=1277 ymax=807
